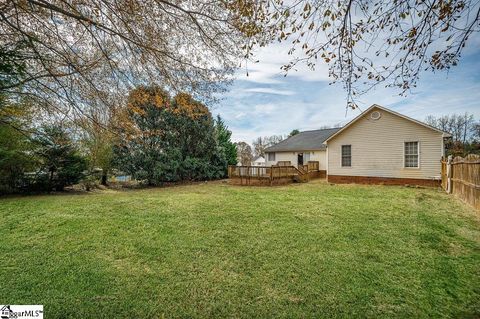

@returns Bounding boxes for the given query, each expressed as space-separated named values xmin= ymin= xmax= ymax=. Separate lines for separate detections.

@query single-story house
xmin=252 ymin=156 xmax=266 ymax=166
xmin=265 ymin=104 xmax=451 ymax=186
xmin=264 ymin=127 xmax=341 ymax=172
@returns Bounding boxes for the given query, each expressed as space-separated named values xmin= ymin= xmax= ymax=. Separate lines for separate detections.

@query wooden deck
xmin=228 ymin=161 xmax=324 ymax=186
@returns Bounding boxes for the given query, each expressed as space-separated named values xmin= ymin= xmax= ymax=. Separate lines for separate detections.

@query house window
xmin=267 ymin=152 xmax=275 ymax=162
xmin=341 ymin=145 xmax=351 ymax=167
xmin=304 ymin=152 xmax=310 ymax=162
xmin=404 ymin=141 xmax=419 ymax=168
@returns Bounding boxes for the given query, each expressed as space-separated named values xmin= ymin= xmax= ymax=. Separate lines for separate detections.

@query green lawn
xmin=1 ymin=180 xmax=479 ymax=318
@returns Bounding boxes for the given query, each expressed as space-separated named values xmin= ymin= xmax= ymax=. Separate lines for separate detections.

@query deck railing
xmin=270 ymin=165 xmax=298 ymax=179
xmin=274 ymin=161 xmax=319 ymax=170
xmin=228 ymin=166 xmax=270 ymax=178
xmin=228 ymin=161 xmax=321 ymax=185
xmin=307 ymin=161 xmax=319 ymax=171
xmin=277 ymin=161 xmax=292 ymax=166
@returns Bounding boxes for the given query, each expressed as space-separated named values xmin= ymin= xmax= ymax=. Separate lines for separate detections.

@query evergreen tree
xmin=0 ymin=96 xmax=35 ymax=193
xmin=215 ymin=115 xmax=237 ymax=172
xmin=0 ymin=122 xmax=34 ymax=192
xmin=289 ymin=129 xmax=300 ymax=137
xmin=33 ymin=125 xmax=87 ymax=191
xmin=114 ymin=85 xmax=227 ymax=185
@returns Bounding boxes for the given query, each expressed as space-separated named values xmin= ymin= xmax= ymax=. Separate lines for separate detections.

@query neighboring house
xmin=264 ymin=104 xmax=451 ymax=186
xmin=252 ymin=156 xmax=266 ymax=166
xmin=264 ymin=128 xmax=341 ymax=173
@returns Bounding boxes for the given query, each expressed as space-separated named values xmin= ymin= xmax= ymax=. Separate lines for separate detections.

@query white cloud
xmin=236 ymin=42 xmax=331 ymax=84
xmin=253 ymin=103 xmax=276 ymax=114
xmin=234 ymin=112 xmax=246 ymax=119
xmin=216 ymin=79 xmax=480 ymax=143
xmin=243 ymin=87 xmax=295 ymax=95
xmin=237 ymin=62 xmax=283 ymax=84
xmin=214 ymin=34 xmax=480 ymax=144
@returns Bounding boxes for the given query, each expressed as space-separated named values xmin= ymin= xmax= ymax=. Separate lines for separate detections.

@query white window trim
xmin=403 ymin=141 xmax=420 ymax=169
xmin=341 ymin=144 xmax=352 ymax=168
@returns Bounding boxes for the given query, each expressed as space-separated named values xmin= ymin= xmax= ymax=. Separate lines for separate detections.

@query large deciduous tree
xmin=252 ymin=135 xmax=284 ymax=157
xmin=2 ymin=0 xmax=478 ymax=128
xmin=78 ymin=108 xmax=116 ymax=186
xmin=114 ymin=85 xmax=226 ymax=185
xmin=236 ymin=0 xmax=480 ymax=108
xmin=425 ymin=112 xmax=478 ymax=155
xmin=236 ymin=141 xmax=254 ymax=165
xmin=426 ymin=113 xmax=476 ymax=143
xmin=0 ymin=0 xmax=250 ymax=118
xmin=473 ymin=122 xmax=480 ymax=141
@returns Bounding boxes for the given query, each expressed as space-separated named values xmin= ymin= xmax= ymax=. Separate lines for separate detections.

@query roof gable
xmin=324 ymin=104 xmax=451 ymax=143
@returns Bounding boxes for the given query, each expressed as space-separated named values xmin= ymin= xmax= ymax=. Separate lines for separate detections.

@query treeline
xmin=0 ymin=86 xmax=237 ymax=194
xmin=425 ymin=113 xmax=480 ymax=156
xmin=235 ymin=129 xmax=302 ymax=165
xmin=235 ymin=129 xmax=303 ymax=165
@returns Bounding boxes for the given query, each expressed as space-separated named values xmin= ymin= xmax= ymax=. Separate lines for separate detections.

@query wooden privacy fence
xmin=441 ymin=154 xmax=480 ymax=211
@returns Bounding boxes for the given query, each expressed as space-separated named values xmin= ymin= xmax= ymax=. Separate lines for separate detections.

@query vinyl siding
xmin=327 ymin=107 xmax=444 ymax=179
xmin=265 ymin=150 xmax=327 ymax=169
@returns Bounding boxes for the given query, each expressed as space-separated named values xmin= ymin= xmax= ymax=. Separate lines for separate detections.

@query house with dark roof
xmin=264 ymin=127 xmax=341 ymax=173
xmin=263 ymin=104 xmax=451 ymax=186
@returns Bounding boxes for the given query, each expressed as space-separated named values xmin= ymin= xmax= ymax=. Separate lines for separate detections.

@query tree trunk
xmin=101 ymin=173 xmax=107 ymax=186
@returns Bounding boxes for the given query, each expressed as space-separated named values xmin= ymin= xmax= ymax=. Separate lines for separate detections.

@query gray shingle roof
xmin=264 ymin=128 xmax=341 ymax=152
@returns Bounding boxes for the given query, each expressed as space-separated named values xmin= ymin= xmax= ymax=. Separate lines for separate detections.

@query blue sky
xmin=213 ymin=36 xmax=480 ymax=143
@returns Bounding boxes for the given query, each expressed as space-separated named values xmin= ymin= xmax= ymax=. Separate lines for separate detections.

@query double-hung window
xmin=304 ymin=152 xmax=311 ymax=162
xmin=404 ymin=141 xmax=419 ymax=168
xmin=267 ymin=152 xmax=276 ymax=162
xmin=341 ymin=145 xmax=351 ymax=167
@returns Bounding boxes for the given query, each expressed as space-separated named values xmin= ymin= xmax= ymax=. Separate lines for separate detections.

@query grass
xmin=0 ymin=180 xmax=479 ymax=318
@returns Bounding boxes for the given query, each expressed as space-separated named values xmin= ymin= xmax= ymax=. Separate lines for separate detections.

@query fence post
xmin=269 ymin=166 xmax=273 ymax=186
xmin=447 ymin=155 xmax=453 ymax=194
